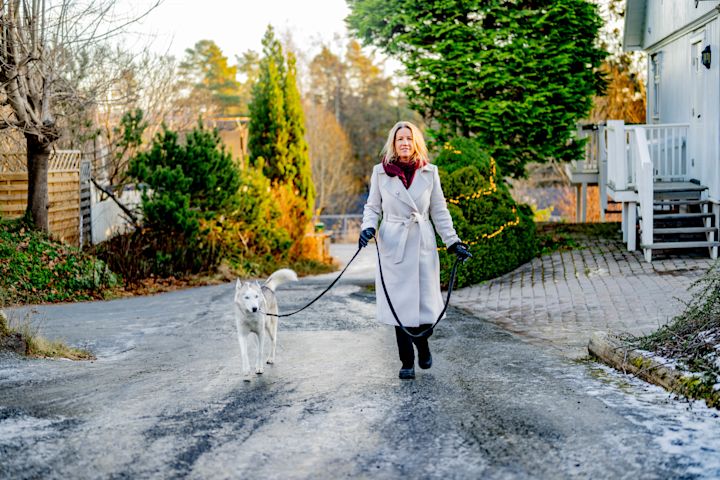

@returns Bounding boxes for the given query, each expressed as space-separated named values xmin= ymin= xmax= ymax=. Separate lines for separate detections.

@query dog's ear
xmin=254 ymin=280 xmax=261 ymax=288
xmin=236 ymin=279 xmax=243 ymax=289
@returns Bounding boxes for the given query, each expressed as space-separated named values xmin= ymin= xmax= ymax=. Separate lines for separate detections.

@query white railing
xmin=606 ymin=120 xmax=628 ymax=190
xmin=643 ymin=124 xmax=688 ymax=181
xmin=606 ymin=121 xmax=689 ymax=191
xmin=630 ymin=127 xmax=654 ymax=262
xmin=575 ymin=123 xmax=601 ymax=172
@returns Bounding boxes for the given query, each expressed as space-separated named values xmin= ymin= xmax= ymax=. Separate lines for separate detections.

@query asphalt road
xmin=1 ymin=257 xmax=719 ymax=479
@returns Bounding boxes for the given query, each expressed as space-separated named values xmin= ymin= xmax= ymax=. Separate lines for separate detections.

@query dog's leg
xmin=236 ymin=319 xmax=252 ymax=381
xmin=266 ymin=317 xmax=278 ymax=364
xmin=255 ymin=327 xmax=265 ymax=375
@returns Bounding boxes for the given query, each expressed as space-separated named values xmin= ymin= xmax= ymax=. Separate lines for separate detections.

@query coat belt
xmin=383 ymin=212 xmax=432 ymax=263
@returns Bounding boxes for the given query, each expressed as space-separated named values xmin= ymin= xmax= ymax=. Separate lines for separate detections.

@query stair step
xmin=652 ymin=212 xmax=714 ymax=220
xmin=641 ymin=241 xmax=720 ymax=250
xmin=652 ymin=181 xmax=707 ymax=193
xmin=654 ymin=199 xmax=709 ymax=206
xmin=654 ymin=227 xmax=717 ymax=234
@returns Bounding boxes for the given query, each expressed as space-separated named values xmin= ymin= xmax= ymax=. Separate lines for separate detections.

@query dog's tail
xmin=264 ymin=268 xmax=298 ymax=292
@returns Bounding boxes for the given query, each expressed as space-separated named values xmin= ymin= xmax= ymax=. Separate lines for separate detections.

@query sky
xmin=125 ymin=0 xmax=353 ymax=62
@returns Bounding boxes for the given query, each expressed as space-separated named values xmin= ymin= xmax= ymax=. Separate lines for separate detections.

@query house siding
xmin=644 ymin=9 xmax=720 ymax=200
xmin=642 ymin=1 xmax=719 ymax=49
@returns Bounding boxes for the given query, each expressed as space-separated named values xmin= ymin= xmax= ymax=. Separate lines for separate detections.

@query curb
xmin=588 ymin=331 xmax=720 ymax=408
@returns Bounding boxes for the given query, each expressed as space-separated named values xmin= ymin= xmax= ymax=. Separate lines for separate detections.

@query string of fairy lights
xmin=441 ymin=144 xmax=521 ymax=247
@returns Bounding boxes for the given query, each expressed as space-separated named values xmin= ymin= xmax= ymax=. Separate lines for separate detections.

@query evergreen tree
xmin=129 ymin=122 xmax=240 ymax=235
xmin=347 ymin=0 xmax=606 ymax=178
xmin=248 ymin=26 xmax=289 ymax=180
xmin=127 ymin=122 xmax=241 ymax=274
xmin=248 ymin=25 xmax=314 ymax=217
xmin=284 ymin=51 xmax=315 ymax=215
xmin=179 ymin=40 xmax=243 ymax=116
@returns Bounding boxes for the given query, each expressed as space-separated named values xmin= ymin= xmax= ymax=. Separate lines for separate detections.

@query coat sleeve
xmin=361 ymin=166 xmax=382 ymax=231
xmin=429 ymin=166 xmax=461 ymax=247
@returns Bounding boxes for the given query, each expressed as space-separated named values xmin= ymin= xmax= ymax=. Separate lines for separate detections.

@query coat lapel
xmin=380 ymin=172 xmax=418 ymax=211
xmin=408 ymin=165 xmax=432 ymax=204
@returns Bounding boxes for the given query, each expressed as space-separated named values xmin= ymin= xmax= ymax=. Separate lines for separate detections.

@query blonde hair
xmin=380 ymin=121 xmax=429 ymax=167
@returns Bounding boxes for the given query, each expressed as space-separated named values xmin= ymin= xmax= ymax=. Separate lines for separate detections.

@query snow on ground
xmin=562 ymin=362 xmax=720 ymax=478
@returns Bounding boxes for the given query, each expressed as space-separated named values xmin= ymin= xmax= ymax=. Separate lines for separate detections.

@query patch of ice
xmin=634 ymin=348 xmax=683 ymax=371
xmin=561 ymin=363 xmax=720 ymax=478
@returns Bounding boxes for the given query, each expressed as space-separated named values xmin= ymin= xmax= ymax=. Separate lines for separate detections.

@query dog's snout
xmin=252 ymin=307 xmax=258 ymax=312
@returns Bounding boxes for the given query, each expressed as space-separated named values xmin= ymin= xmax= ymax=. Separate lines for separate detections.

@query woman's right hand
xmin=359 ymin=228 xmax=376 ymax=248
xmin=448 ymin=242 xmax=472 ymax=262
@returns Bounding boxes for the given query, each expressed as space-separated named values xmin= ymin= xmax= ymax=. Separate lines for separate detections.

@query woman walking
xmin=359 ymin=121 xmax=471 ymax=379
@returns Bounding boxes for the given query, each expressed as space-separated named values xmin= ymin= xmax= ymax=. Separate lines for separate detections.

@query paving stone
xmin=453 ymin=235 xmax=714 ymax=359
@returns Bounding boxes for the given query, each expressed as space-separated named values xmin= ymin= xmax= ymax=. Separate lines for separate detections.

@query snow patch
xmin=562 ymin=363 xmax=720 ymax=478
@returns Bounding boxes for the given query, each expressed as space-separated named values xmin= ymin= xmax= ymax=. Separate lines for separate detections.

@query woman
xmin=358 ymin=121 xmax=471 ymax=380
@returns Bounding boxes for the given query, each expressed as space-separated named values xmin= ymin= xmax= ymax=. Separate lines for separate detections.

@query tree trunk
xmin=26 ymin=134 xmax=51 ymax=233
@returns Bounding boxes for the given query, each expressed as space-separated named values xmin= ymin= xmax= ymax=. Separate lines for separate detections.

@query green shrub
xmin=0 ymin=218 xmax=119 ymax=304
xmin=199 ymin=164 xmax=294 ymax=273
xmin=126 ymin=122 xmax=241 ymax=276
xmin=435 ymin=138 xmax=537 ymax=288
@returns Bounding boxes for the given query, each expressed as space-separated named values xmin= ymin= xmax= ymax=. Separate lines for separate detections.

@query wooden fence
xmin=0 ymin=151 xmax=84 ymax=246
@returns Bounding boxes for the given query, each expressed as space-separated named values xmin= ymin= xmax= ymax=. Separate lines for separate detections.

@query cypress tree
xmin=248 ymin=25 xmax=315 ymax=217
xmin=248 ymin=26 xmax=288 ymax=179
xmin=284 ymin=51 xmax=315 ymax=216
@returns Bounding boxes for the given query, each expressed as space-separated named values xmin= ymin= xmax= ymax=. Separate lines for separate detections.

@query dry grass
xmin=0 ymin=307 xmax=95 ymax=360
xmin=632 ymin=263 xmax=720 ymax=378
xmin=626 ymin=262 xmax=720 ymax=402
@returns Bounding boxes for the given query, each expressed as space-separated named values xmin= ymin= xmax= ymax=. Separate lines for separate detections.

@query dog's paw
xmin=243 ymin=376 xmax=252 ymax=382
xmin=266 ymin=359 xmax=274 ymax=365
xmin=255 ymin=367 xmax=264 ymax=375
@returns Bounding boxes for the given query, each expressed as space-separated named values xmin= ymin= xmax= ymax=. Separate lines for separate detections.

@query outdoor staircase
xmin=604 ymin=199 xmax=623 ymax=216
xmin=638 ymin=181 xmax=720 ymax=258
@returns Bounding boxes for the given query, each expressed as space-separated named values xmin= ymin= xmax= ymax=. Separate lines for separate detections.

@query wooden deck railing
xmin=607 ymin=121 xmax=689 ymax=191
xmin=630 ymin=127 xmax=654 ymax=262
xmin=643 ymin=124 xmax=688 ymax=181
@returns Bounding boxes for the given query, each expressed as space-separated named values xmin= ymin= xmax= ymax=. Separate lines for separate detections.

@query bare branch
xmin=90 ymin=176 xmax=138 ymax=227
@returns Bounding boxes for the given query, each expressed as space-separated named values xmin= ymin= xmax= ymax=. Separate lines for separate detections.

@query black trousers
xmin=395 ymin=326 xmax=433 ymax=368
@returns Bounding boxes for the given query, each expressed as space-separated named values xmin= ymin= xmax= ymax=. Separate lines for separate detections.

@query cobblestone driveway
xmin=453 ymin=231 xmax=715 ymax=358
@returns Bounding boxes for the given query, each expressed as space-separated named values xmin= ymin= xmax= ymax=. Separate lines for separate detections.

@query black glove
xmin=359 ymin=228 xmax=376 ymax=248
xmin=448 ymin=242 xmax=472 ymax=262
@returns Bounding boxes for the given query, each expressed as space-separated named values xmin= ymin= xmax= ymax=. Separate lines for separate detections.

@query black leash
xmin=261 ymin=238 xmax=462 ymax=334
xmin=375 ymin=241 xmax=461 ymax=339
xmin=262 ymin=246 xmax=363 ymax=317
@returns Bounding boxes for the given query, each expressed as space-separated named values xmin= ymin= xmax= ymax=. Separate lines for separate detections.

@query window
xmin=650 ymin=52 xmax=662 ymax=121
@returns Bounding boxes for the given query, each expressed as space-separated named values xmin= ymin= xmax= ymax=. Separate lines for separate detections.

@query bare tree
xmin=0 ymin=0 xmax=160 ymax=232
xmin=304 ymin=101 xmax=359 ymax=215
xmin=71 ymin=50 xmax=180 ymax=190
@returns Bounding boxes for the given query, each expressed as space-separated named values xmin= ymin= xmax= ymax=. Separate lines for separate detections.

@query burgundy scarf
xmin=383 ymin=161 xmax=417 ymax=189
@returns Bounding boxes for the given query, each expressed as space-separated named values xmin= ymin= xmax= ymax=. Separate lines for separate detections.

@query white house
xmin=585 ymin=0 xmax=720 ymax=262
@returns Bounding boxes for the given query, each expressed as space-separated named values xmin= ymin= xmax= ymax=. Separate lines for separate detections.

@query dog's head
xmin=234 ymin=279 xmax=264 ymax=313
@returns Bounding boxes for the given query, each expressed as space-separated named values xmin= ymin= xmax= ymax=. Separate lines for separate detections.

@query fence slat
xmin=0 ymin=150 xmax=83 ymax=246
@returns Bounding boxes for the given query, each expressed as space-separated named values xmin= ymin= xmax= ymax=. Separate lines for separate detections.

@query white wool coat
xmin=361 ymin=163 xmax=460 ymax=327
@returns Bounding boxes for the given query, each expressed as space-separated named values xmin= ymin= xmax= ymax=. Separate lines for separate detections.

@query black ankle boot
xmin=416 ymin=338 xmax=432 ymax=369
xmin=418 ymin=349 xmax=432 ymax=369
xmin=399 ymin=366 xmax=415 ymax=379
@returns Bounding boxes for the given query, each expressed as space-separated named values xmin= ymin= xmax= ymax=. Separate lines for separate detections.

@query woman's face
xmin=394 ymin=127 xmax=415 ymax=162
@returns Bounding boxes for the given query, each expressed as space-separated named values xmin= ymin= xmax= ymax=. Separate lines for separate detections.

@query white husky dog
xmin=233 ymin=268 xmax=298 ymax=380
